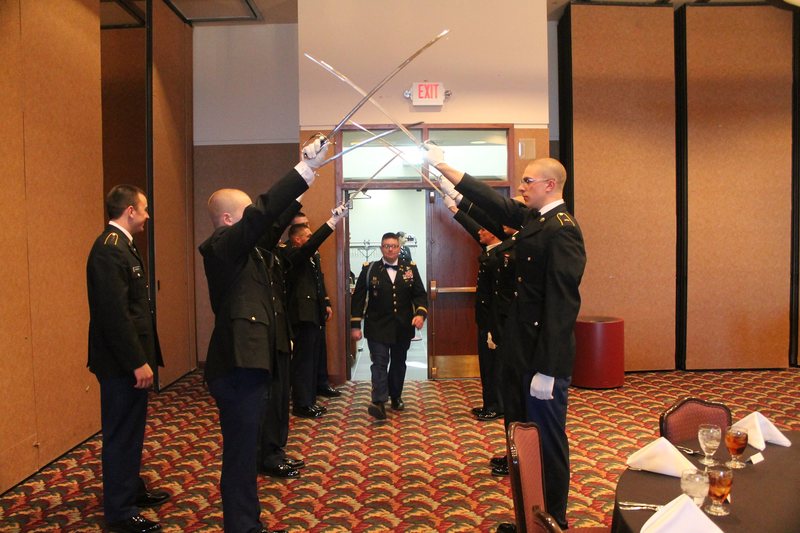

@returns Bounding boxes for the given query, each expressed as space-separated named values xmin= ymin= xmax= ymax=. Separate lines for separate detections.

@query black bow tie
xmin=384 ymin=263 xmax=398 ymax=270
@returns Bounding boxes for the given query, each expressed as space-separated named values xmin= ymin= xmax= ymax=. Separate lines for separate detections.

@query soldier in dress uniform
xmin=427 ymin=145 xmax=586 ymax=529
xmin=350 ymin=232 xmax=428 ymax=420
xmin=87 ymin=184 xmax=169 ymax=533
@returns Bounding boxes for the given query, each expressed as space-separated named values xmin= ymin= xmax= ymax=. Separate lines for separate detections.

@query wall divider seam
xmin=557 ymin=5 xmax=574 ymax=213
xmin=674 ymin=6 xmax=688 ymax=371
xmin=789 ymin=9 xmax=799 ymax=367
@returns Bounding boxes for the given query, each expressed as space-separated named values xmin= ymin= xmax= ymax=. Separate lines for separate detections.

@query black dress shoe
xmin=476 ymin=410 xmax=502 ymax=421
xmin=368 ymin=401 xmax=386 ymax=420
xmin=292 ymin=405 xmax=323 ymax=418
xmin=496 ymin=523 xmax=517 ymax=532
xmin=283 ymin=456 xmax=305 ymax=469
xmin=471 ymin=406 xmax=484 ymax=416
xmin=260 ymin=529 xmax=287 ymax=533
xmin=260 ymin=463 xmax=300 ymax=478
xmin=390 ymin=398 xmax=405 ymax=411
xmin=135 ymin=490 xmax=170 ymax=508
xmin=489 ymin=455 xmax=508 ymax=469
xmin=310 ymin=404 xmax=328 ymax=414
xmin=491 ymin=462 xmax=509 ymax=476
xmin=108 ymin=514 xmax=161 ymax=532
xmin=317 ymin=385 xmax=342 ymax=398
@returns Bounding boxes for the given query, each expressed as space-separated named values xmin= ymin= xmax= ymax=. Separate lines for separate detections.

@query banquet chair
xmin=531 ymin=506 xmax=609 ymax=533
xmin=506 ymin=422 xmax=546 ymax=533
xmin=659 ymin=397 xmax=732 ymax=444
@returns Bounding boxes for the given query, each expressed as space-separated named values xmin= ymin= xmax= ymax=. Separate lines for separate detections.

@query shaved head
xmin=207 ymin=188 xmax=252 ymax=228
xmin=518 ymin=157 xmax=568 ymax=209
xmin=526 ymin=158 xmax=567 ymax=190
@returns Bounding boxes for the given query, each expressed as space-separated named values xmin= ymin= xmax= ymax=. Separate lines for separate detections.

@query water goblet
xmin=680 ymin=468 xmax=709 ymax=506
xmin=724 ymin=426 xmax=748 ymax=469
xmin=704 ymin=466 xmax=733 ymax=516
xmin=697 ymin=424 xmax=721 ymax=466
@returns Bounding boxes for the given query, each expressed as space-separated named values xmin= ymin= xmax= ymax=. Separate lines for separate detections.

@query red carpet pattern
xmin=1 ymin=369 xmax=798 ymax=531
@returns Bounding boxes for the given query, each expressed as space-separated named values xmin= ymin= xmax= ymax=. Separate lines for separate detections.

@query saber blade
xmin=305 ymin=53 xmax=421 ymax=147
xmin=319 ymin=123 xmax=421 ymax=167
xmin=316 ymin=29 xmax=449 ymax=140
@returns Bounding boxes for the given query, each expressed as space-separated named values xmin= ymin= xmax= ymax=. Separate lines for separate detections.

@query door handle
xmin=429 ymin=280 xmax=476 ymax=301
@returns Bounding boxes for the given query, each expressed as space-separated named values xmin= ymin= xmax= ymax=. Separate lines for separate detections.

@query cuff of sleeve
xmin=415 ymin=307 xmax=428 ymax=318
xmin=294 ymin=161 xmax=316 ymax=184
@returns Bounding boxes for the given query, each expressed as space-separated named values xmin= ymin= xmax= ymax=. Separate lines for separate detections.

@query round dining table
xmin=611 ymin=430 xmax=799 ymax=532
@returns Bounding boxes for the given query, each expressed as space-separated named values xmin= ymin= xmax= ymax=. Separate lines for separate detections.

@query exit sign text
xmin=411 ymin=82 xmax=445 ymax=106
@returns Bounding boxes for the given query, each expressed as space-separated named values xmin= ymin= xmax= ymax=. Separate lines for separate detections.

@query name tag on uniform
xmin=132 ymin=265 xmax=144 ymax=278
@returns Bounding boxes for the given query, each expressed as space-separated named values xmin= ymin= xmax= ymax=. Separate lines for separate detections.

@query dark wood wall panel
xmin=569 ymin=5 xmax=677 ymax=370
xmin=20 ymin=0 xmax=103 ymax=464
xmin=193 ymin=143 xmax=298 ymax=366
xmin=153 ymin=0 xmax=195 ymax=386
xmin=685 ymin=6 xmax=793 ymax=369
xmin=0 ymin=0 xmax=38 ymax=494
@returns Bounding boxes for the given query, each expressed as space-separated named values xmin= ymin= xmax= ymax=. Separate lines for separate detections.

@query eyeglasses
xmin=381 ymin=244 xmax=399 ymax=250
xmin=521 ymin=177 xmax=552 ymax=186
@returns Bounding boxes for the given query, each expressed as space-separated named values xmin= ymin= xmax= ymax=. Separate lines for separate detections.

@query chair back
xmin=531 ymin=505 xmax=562 ymax=533
xmin=507 ymin=422 xmax=546 ymax=533
xmin=659 ymin=397 xmax=732 ymax=443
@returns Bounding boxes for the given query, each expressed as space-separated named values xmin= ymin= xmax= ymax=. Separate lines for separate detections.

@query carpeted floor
xmin=1 ymin=369 xmax=798 ymax=532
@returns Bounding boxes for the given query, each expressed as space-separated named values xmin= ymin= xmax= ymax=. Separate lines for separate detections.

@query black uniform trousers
xmin=290 ymin=321 xmax=323 ymax=407
xmin=315 ymin=326 xmax=331 ymax=392
xmin=259 ymin=352 xmax=290 ymax=469
xmin=98 ymin=375 xmax=148 ymax=523
xmin=477 ymin=327 xmax=502 ymax=412
xmin=367 ymin=338 xmax=411 ymax=403
xmin=208 ymin=368 xmax=269 ymax=533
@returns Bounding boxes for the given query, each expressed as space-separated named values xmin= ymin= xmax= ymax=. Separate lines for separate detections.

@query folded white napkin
xmin=640 ymin=494 xmax=723 ymax=533
xmin=733 ymin=411 xmax=792 ymax=451
xmin=626 ymin=437 xmax=695 ymax=477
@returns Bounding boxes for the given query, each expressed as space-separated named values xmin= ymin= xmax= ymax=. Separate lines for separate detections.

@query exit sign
xmin=411 ymin=82 xmax=445 ymax=106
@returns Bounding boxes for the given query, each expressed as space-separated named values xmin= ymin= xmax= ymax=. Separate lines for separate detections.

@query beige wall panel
xmin=184 ymin=25 xmax=197 ymax=375
xmin=193 ymin=143 xmax=299 ymax=363
xmin=685 ymin=6 xmax=792 ymax=369
xmin=570 ymin=5 xmax=677 ymax=370
xmin=21 ymin=0 xmax=103 ymax=464
xmin=153 ymin=0 xmax=195 ymax=386
xmin=511 ymin=127 xmax=550 ymax=188
xmin=0 ymin=0 xmax=38 ymax=494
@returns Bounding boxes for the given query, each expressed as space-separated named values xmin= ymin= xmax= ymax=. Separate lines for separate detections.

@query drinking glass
xmin=704 ymin=466 xmax=733 ymax=516
xmin=724 ymin=426 xmax=748 ymax=469
xmin=697 ymin=424 xmax=722 ymax=466
xmin=680 ymin=469 xmax=709 ymax=506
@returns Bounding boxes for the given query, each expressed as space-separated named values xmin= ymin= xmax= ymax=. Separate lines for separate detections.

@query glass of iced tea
xmin=704 ymin=466 xmax=733 ymax=516
xmin=724 ymin=426 xmax=748 ymax=469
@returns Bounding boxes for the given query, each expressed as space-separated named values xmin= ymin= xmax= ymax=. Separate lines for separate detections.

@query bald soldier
xmin=199 ymin=138 xmax=327 ymax=533
xmin=425 ymin=146 xmax=586 ymax=530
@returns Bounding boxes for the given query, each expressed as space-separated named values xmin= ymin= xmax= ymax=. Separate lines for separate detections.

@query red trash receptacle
xmin=572 ymin=316 xmax=624 ymax=389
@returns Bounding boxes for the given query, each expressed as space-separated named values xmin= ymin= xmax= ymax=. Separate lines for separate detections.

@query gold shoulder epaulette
xmin=103 ymin=233 xmax=119 ymax=246
xmin=557 ymin=213 xmax=575 ymax=227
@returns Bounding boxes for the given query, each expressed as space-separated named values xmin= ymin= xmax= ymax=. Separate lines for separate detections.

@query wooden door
xmin=427 ymin=192 xmax=481 ymax=378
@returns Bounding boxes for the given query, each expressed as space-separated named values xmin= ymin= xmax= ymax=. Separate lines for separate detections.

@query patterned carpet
xmin=1 ymin=368 xmax=798 ymax=532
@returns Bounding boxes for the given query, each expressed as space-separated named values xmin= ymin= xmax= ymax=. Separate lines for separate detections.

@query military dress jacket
xmin=199 ymin=170 xmax=307 ymax=383
xmin=351 ymin=260 xmax=428 ymax=344
xmin=456 ymin=173 xmax=586 ymax=378
xmin=280 ymin=223 xmax=333 ymax=328
xmin=87 ymin=225 xmax=163 ymax=378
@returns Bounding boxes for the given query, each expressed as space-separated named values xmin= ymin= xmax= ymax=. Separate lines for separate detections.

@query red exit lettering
xmin=417 ymin=83 xmax=439 ymax=99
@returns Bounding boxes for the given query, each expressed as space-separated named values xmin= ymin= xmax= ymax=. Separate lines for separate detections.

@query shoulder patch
xmin=103 ymin=233 xmax=119 ymax=246
xmin=557 ymin=213 xmax=575 ymax=227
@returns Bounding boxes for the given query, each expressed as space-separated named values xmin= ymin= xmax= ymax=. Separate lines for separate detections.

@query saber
xmin=316 ymin=29 xmax=449 ymax=141
xmin=348 ymin=152 xmax=402 ymax=206
xmin=305 ymin=53 xmax=421 ymax=148
xmin=316 ymin=125 xmax=413 ymax=167
xmin=349 ymin=121 xmax=443 ymax=196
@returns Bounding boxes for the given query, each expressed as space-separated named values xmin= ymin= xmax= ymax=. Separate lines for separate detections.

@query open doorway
xmin=347 ymin=189 xmax=428 ymax=381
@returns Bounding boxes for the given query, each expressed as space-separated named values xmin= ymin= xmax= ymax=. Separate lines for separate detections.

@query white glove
xmin=302 ymin=135 xmax=330 ymax=170
xmin=326 ymin=203 xmax=349 ymax=229
xmin=423 ymin=141 xmax=445 ymax=167
xmin=487 ymin=332 xmax=497 ymax=350
xmin=438 ymin=176 xmax=457 ymax=198
xmin=529 ymin=372 xmax=555 ymax=400
xmin=443 ymin=195 xmax=457 ymax=210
